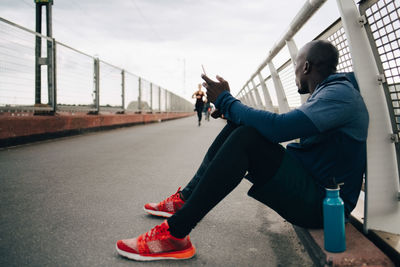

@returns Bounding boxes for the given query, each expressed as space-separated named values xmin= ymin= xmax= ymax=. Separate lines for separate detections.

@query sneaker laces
xmin=158 ymin=187 xmax=182 ymax=209
xmin=143 ymin=222 xmax=169 ymax=241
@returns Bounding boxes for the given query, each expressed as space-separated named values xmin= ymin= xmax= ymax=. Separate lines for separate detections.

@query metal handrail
xmin=240 ymin=0 xmax=327 ymax=93
xmin=0 ymin=17 xmax=53 ymax=41
xmin=0 ymin=16 xmax=193 ymax=113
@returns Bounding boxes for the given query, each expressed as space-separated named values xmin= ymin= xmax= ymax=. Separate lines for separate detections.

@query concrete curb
xmin=293 ymin=224 xmax=395 ymax=266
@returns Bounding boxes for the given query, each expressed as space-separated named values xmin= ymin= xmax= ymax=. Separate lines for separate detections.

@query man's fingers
xmin=201 ymin=74 xmax=215 ymax=85
xmin=216 ymin=75 xmax=230 ymax=91
xmin=216 ymin=75 xmax=225 ymax=83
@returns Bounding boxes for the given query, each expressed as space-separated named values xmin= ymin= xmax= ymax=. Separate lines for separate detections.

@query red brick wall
xmin=0 ymin=112 xmax=194 ymax=140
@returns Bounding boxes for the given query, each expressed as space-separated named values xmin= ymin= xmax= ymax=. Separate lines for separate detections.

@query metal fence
xmin=237 ymin=0 xmax=400 ymax=235
xmin=0 ymin=17 xmax=193 ymax=113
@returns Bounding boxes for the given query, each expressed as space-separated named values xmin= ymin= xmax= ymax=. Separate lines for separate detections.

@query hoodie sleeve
xmin=215 ymin=91 xmax=319 ymax=143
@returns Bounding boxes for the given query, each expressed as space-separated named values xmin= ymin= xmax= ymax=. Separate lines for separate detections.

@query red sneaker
xmin=144 ymin=187 xmax=185 ymax=218
xmin=116 ymin=220 xmax=196 ymax=261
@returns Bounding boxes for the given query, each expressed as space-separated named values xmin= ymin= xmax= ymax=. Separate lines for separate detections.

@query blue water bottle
xmin=323 ymin=177 xmax=346 ymax=252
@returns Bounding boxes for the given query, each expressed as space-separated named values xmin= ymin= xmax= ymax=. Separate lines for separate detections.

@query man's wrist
xmin=214 ymin=91 xmax=231 ymax=109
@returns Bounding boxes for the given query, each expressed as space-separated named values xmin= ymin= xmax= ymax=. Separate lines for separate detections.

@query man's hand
xmin=201 ymin=74 xmax=230 ymax=104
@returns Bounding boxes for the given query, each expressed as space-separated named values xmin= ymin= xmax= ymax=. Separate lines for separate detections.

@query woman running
xmin=192 ymin=84 xmax=205 ymax=126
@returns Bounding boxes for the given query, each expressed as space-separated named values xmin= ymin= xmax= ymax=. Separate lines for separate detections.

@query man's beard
xmin=298 ymin=87 xmax=309 ymax=94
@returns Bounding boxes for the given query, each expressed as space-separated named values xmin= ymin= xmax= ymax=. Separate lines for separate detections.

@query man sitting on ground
xmin=116 ymin=40 xmax=369 ymax=261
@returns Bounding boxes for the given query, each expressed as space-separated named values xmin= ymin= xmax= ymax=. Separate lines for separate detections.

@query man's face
xmin=295 ymin=48 xmax=309 ymax=94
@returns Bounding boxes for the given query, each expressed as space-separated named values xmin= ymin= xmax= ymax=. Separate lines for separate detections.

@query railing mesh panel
xmin=364 ymin=0 xmax=400 ymax=130
xmin=327 ymin=27 xmax=353 ymax=73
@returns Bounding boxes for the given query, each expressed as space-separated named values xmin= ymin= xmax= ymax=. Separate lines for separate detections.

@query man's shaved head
xmin=295 ymin=40 xmax=339 ymax=95
xmin=305 ymin=40 xmax=339 ymax=78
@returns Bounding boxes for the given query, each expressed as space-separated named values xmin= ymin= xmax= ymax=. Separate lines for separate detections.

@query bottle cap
xmin=326 ymin=177 xmax=344 ymax=189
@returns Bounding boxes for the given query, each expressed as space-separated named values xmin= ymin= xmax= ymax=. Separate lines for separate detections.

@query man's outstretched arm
xmin=201 ymin=74 xmax=318 ymax=143
xmin=215 ymin=91 xmax=318 ymax=143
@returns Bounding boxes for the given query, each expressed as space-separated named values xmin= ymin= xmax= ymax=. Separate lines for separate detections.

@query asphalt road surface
xmin=0 ymin=116 xmax=314 ymax=266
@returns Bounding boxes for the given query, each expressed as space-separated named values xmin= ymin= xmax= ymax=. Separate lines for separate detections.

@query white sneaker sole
xmin=116 ymin=244 xmax=196 ymax=261
xmin=143 ymin=207 xmax=173 ymax=218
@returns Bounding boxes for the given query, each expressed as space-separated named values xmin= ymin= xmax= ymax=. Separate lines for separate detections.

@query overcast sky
xmin=1 ymin=0 xmax=343 ymax=100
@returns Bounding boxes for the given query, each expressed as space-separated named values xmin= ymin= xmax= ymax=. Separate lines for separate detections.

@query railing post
xmin=150 ymin=82 xmax=153 ymax=112
xmin=46 ymin=5 xmax=53 ymax=109
xmin=268 ymin=62 xmax=290 ymax=113
xmin=251 ymin=79 xmax=263 ymax=110
xmin=286 ymin=38 xmax=298 ymax=68
xmin=47 ymin=40 xmax=54 ymax=107
xmin=169 ymin=92 xmax=172 ymax=112
xmin=241 ymin=88 xmax=248 ymax=105
xmin=257 ymin=73 xmax=274 ymax=112
xmin=237 ymin=91 xmax=242 ymax=102
xmin=138 ymin=77 xmax=142 ymax=113
xmin=158 ymin=86 xmax=161 ymax=112
xmin=244 ymin=88 xmax=252 ymax=106
xmin=337 ymin=0 xmax=400 ymax=235
xmin=121 ymin=69 xmax=125 ymax=112
xmin=165 ymin=90 xmax=168 ymax=112
xmin=173 ymin=94 xmax=176 ymax=112
xmin=51 ymin=39 xmax=57 ymax=113
xmin=246 ymin=85 xmax=257 ymax=107
xmin=35 ymin=4 xmax=42 ymax=105
xmin=237 ymin=89 xmax=244 ymax=104
xmin=93 ymin=57 xmax=100 ymax=114
xmin=239 ymin=91 xmax=246 ymax=105
xmin=170 ymin=92 xmax=172 ymax=112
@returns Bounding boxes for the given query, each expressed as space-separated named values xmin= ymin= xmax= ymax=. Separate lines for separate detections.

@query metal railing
xmin=238 ymin=0 xmax=400 ymax=235
xmin=0 ymin=17 xmax=193 ymax=113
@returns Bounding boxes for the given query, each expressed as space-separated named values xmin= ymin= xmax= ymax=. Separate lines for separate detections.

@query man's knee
xmin=230 ymin=125 xmax=260 ymax=140
xmin=231 ymin=126 xmax=285 ymax=183
xmin=227 ymin=126 xmax=285 ymax=162
xmin=219 ymin=126 xmax=260 ymax=154
xmin=229 ymin=125 xmax=270 ymax=148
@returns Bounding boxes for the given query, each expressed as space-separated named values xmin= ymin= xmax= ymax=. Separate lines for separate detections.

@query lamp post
xmin=34 ymin=0 xmax=55 ymax=111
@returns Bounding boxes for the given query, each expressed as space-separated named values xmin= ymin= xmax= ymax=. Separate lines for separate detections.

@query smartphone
xmin=201 ymin=64 xmax=206 ymax=76
xmin=202 ymin=64 xmax=222 ymax=119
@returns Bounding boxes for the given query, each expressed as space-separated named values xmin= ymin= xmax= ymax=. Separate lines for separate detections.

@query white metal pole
xmin=150 ymin=82 xmax=153 ymax=112
xmin=246 ymin=85 xmax=257 ymax=108
xmin=158 ymin=86 xmax=161 ymax=112
xmin=238 ymin=89 xmax=245 ymax=104
xmin=244 ymin=89 xmax=252 ymax=106
xmin=138 ymin=77 xmax=142 ymax=113
xmin=121 ymin=70 xmax=125 ymax=111
xmin=337 ymin=0 xmax=400 ymax=234
xmin=268 ymin=62 xmax=290 ymax=113
xmin=251 ymin=79 xmax=264 ymax=110
xmin=286 ymin=38 xmax=298 ymax=65
xmin=239 ymin=91 xmax=247 ymax=105
xmin=94 ymin=58 xmax=100 ymax=114
xmin=257 ymin=72 xmax=274 ymax=112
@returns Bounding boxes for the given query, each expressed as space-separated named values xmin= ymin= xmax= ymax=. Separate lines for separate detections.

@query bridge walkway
xmin=0 ymin=116 xmax=314 ymax=266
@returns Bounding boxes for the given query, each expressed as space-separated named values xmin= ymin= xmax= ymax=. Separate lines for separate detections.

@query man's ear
xmin=304 ymin=61 xmax=311 ymax=74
